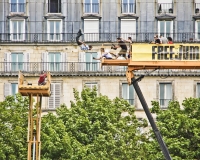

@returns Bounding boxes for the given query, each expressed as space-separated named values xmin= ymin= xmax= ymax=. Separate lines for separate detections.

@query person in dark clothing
xmin=154 ymin=35 xmax=161 ymax=44
xmin=38 ymin=71 xmax=47 ymax=85
xmin=111 ymin=37 xmax=128 ymax=59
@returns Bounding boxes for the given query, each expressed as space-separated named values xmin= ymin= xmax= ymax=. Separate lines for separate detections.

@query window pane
xmin=12 ymin=21 xmax=17 ymax=33
xmin=122 ymin=83 xmax=128 ymax=99
xmin=92 ymin=0 xmax=98 ymax=3
xmin=159 ymin=21 xmax=165 ymax=34
xmin=11 ymin=83 xmax=18 ymax=96
xmin=18 ymin=21 xmax=23 ymax=33
xmin=11 ymin=0 xmax=16 ymax=2
xmin=49 ymin=21 xmax=54 ymax=33
xmin=85 ymin=0 xmax=90 ymax=3
xmin=197 ymin=84 xmax=200 ymax=97
xmin=123 ymin=0 xmax=128 ymax=3
xmin=166 ymin=83 xmax=172 ymax=99
xmin=160 ymin=83 xmax=164 ymax=99
xmin=166 ymin=21 xmax=171 ymax=34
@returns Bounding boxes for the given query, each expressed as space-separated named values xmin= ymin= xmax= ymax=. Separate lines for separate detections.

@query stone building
xmin=0 ymin=0 xmax=200 ymax=118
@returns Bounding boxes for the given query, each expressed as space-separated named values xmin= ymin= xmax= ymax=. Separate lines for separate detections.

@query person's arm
xmin=93 ymin=57 xmax=102 ymax=60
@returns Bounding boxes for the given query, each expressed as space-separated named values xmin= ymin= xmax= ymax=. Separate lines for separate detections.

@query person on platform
xmin=93 ymin=48 xmax=116 ymax=60
xmin=38 ymin=71 xmax=47 ymax=85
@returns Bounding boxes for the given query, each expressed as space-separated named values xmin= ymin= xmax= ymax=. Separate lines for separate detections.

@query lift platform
xmin=18 ymin=71 xmax=51 ymax=97
xmin=101 ymin=43 xmax=200 ymax=160
xmin=18 ymin=71 xmax=51 ymax=160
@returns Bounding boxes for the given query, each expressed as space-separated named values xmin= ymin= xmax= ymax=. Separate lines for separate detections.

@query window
xmin=48 ymin=0 xmax=61 ymax=13
xmin=4 ymin=52 xmax=29 ymax=72
xmin=195 ymin=21 xmax=200 ymax=40
xmin=47 ymin=20 xmax=62 ymax=41
xmin=121 ymin=19 xmax=136 ymax=40
xmin=122 ymin=83 xmax=134 ymax=105
xmin=196 ymin=83 xmax=200 ymax=97
xmin=79 ymin=52 xmax=100 ymax=71
xmin=48 ymin=83 xmax=61 ymax=109
xmin=158 ymin=20 xmax=173 ymax=38
xmin=84 ymin=19 xmax=99 ymax=41
xmin=85 ymin=82 xmax=98 ymax=90
xmin=11 ymin=53 xmax=23 ymax=71
xmin=84 ymin=0 xmax=99 ymax=14
xmin=157 ymin=0 xmax=173 ymax=14
xmin=4 ymin=83 xmax=18 ymax=97
xmin=10 ymin=0 xmax=25 ymax=12
xmin=121 ymin=0 xmax=135 ymax=14
xmin=159 ymin=83 xmax=172 ymax=108
xmin=42 ymin=52 xmax=66 ymax=72
xmin=10 ymin=20 xmax=25 ymax=41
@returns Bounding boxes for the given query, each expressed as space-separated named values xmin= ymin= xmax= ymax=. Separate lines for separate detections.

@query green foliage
xmin=146 ymin=98 xmax=200 ymax=160
xmin=0 ymin=94 xmax=29 ymax=160
xmin=41 ymin=87 xmax=148 ymax=159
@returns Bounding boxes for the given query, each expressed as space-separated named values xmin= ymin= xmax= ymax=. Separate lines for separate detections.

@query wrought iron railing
xmin=0 ymin=33 xmax=200 ymax=43
xmin=1 ymin=62 xmax=200 ymax=76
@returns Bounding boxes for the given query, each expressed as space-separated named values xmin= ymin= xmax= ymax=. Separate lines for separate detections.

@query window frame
xmin=4 ymin=82 xmax=18 ymax=98
xmin=157 ymin=81 xmax=174 ymax=108
xmin=121 ymin=0 xmax=136 ymax=14
xmin=47 ymin=0 xmax=61 ymax=13
xmin=10 ymin=0 xmax=25 ymax=13
xmin=83 ymin=80 xmax=100 ymax=95
xmin=157 ymin=0 xmax=173 ymax=14
xmin=120 ymin=81 xmax=136 ymax=106
xmin=11 ymin=52 xmax=24 ymax=71
xmin=158 ymin=20 xmax=173 ymax=39
xmin=10 ymin=19 xmax=25 ymax=41
xmin=84 ymin=0 xmax=99 ymax=14
xmin=47 ymin=19 xmax=63 ymax=41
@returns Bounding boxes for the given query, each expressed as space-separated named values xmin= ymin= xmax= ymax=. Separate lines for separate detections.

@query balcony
xmin=10 ymin=3 xmax=25 ymax=12
xmin=84 ymin=3 xmax=99 ymax=14
xmin=157 ymin=3 xmax=173 ymax=14
xmin=1 ymin=62 xmax=200 ymax=77
xmin=0 ymin=32 xmax=199 ymax=43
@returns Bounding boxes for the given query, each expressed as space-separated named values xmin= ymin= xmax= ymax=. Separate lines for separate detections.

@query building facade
xmin=0 ymin=0 xmax=200 ymax=118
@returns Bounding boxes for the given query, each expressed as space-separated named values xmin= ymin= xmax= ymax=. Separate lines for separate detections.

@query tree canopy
xmin=146 ymin=98 xmax=200 ymax=160
xmin=1 ymin=87 xmax=200 ymax=159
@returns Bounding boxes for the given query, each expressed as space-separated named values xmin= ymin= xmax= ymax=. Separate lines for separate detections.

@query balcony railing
xmin=157 ymin=3 xmax=173 ymax=14
xmin=84 ymin=3 xmax=99 ymax=13
xmin=0 ymin=62 xmax=127 ymax=75
xmin=10 ymin=3 xmax=25 ymax=12
xmin=1 ymin=63 xmax=200 ymax=76
xmin=0 ymin=33 xmax=199 ymax=43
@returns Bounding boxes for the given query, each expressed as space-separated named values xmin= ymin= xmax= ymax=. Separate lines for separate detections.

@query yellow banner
xmin=131 ymin=44 xmax=200 ymax=61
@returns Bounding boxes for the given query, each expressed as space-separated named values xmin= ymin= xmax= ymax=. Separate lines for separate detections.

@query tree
xmin=145 ymin=98 xmax=200 ymax=160
xmin=0 ymin=94 xmax=29 ymax=160
xmin=41 ymin=87 xmax=148 ymax=160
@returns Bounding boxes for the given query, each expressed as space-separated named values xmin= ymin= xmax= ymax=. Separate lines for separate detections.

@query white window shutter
xmin=48 ymin=83 xmax=61 ymax=109
xmin=4 ymin=83 xmax=11 ymax=98
xmin=121 ymin=19 xmax=136 ymax=40
xmin=78 ymin=52 xmax=86 ymax=71
xmin=42 ymin=52 xmax=48 ymax=71
xmin=23 ymin=52 xmax=30 ymax=72
xmin=4 ymin=52 xmax=11 ymax=72
xmin=61 ymin=52 xmax=67 ymax=72
xmin=84 ymin=19 xmax=99 ymax=41
xmin=54 ymin=83 xmax=61 ymax=108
